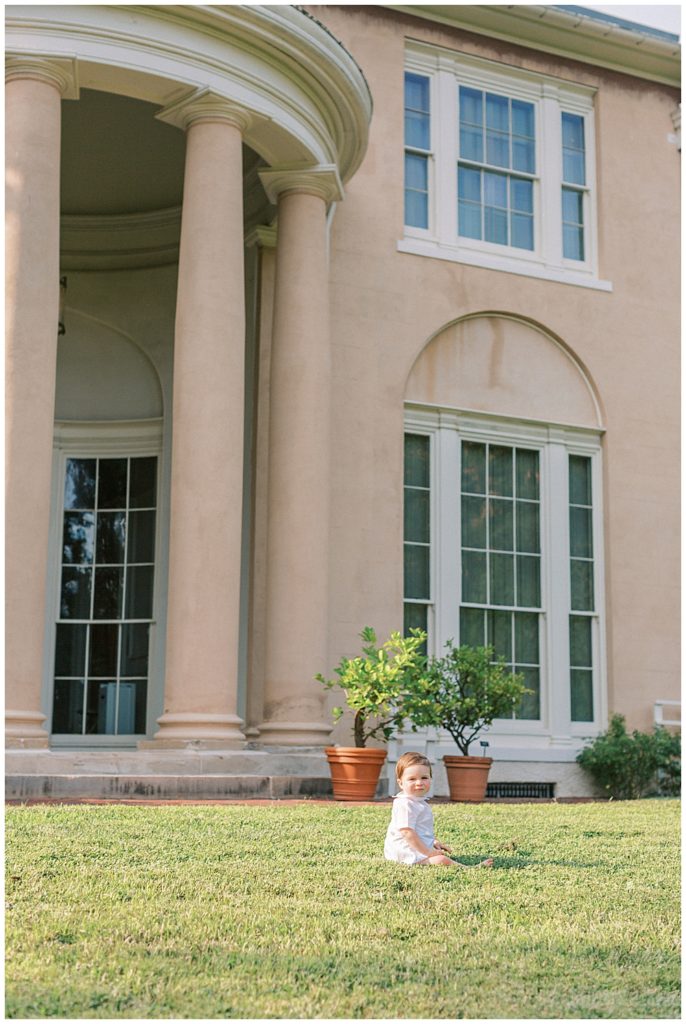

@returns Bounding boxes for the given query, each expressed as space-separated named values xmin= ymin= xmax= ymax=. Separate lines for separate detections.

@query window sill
xmin=397 ymin=236 xmax=613 ymax=292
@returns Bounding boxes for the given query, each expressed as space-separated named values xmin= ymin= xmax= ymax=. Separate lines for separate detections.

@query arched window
xmin=403 ymin=315 xmax=606 ymax=749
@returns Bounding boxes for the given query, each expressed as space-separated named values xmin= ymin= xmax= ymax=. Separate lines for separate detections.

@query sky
xmin=573 ymin=4 xmax=681 ymax=37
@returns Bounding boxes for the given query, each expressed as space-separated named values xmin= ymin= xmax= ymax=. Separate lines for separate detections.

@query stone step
xmin=5 ymin=748 xmax=334 ymax=776
xmin=6 ymin=773 xmax=336 ymax=801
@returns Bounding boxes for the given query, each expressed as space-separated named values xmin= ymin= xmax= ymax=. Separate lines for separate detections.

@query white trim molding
xmin=259 ymin=163 xmax=344 ymax=205
xmin=46 ymin=419 xmax=165 ymax=748
xmin=5 ymin=4 xmax=372 ymax=181
xmin=402 ymin=41 xmax=610 ymax=289
xmin=5 ymin=53 xmax=79 ymax=97
xmin=60 ymin=208 xmax=181 ymax=271
xmin=403 ymin=404 xmax=607 ymax=758
xmin=385 ymin=4 xmax=680 ymax=87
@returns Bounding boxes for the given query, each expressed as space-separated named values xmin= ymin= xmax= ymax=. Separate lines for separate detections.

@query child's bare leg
xmin=421 ymin=855 xmax=494 ymax=868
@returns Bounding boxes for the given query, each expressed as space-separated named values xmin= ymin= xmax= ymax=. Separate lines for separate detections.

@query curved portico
xmin=5 ymin=5 xmax=372 ymax=750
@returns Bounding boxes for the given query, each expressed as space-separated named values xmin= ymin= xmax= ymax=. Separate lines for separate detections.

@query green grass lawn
xmin=5 ymin=799 xmax=681 ymax=1019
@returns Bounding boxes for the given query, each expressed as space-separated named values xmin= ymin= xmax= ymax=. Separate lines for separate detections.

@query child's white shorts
xmin=384 ymin=841 xmax=427 ymax=865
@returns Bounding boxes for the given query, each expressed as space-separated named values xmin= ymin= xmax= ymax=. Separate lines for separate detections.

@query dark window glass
xmin=64 ymin=459 xmax=96 ymax=510
xmin=127 ymin=510 xmax=156 ymax=564
xmin=60 ymin=566 xmax=92 ymax=620
xmin=55 ymin=624 xmax=88 ymax=677
xmin=96 ymin=512 xmax=126 ymax=565
xmin=125 ymin=566 xmax=154 ymax=619
xmin=93 ymin=567 xmax=124 ymax=619
xmin=120 ymin=624 xmax=150 ymax=677
xmin=129 ymin=458 xmax=157 ymax=509
xmin=63 ymin=512 xmax=95 ymax=565
xmin=460 ymin=607 xmax=485 ymax=648
xmin=52 ymin=679 xmax=85 ymax=734
xmin=98 ymin=459 xmax=127 ymax=509
xmin=85 ymin=680 xmax=118 ymax=735
xmin=88 ymin=623 xmax=119 ymax=677
xmin=404 ymin=546 xmax=430 ymax=601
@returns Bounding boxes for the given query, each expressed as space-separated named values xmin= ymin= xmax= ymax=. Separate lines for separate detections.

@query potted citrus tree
xmin=405 ymin=642 xmax=530 ymax=802
xmin=316 ymin=626 xmax=427 ymax=800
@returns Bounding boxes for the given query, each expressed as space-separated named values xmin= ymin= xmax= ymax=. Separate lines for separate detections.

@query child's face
xmin=398 ymin=763 xmax=432 ymax=798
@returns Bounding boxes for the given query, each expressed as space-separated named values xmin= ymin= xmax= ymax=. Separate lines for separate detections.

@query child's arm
xmin=398 ymin=828 xmax=438 ymax=860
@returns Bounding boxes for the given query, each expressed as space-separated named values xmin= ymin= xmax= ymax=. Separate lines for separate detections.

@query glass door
xmin=52 ymin=455 xmax=157 ymax=737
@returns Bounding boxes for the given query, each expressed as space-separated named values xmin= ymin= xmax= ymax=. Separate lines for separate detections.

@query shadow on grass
xmin=485 ymin=855 xmax=602 ymax=870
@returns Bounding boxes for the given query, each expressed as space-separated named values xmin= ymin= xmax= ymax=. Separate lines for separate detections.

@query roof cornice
xmin=382 ymin=4 xmax=680 ymax=87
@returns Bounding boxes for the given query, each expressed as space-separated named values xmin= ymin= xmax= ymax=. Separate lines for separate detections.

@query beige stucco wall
xmin=304 ymin=5 xmax=680 ymax=738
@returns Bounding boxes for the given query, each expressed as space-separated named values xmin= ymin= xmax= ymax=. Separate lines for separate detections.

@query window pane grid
xmin=404 ymin=435 xmax=432 ymax=611
xmin=460 ymin=87 xmax=535 ymax=174
xmin=459 ymin=607 xmax=540 ymax=720
xmin=460 ymin=442 xmax=541 ymax=721
xmin=561 ymin=112 xmax=586 ymax=261
xmin=458 ymin=85 xmax=535 ymax=252
xmin=405 ymin=73 xmax=431 ymax=229
xmin=54 ymin=456 xmax=156 ymax=736
xmin=561 ymin=112 xmax=586 ymax=186
xmin=458 ymin=167 xmax=534 ymax=250
xmin=461 ymin=442 xmax=541 ymax=609
xmin=569 ymin=455 xmax=594 ymax=612
xmin=569 ymin=455 xmax=595 ymax=722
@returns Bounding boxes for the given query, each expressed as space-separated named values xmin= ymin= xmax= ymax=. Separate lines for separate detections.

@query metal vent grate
xmin=486 ymin=782 xmax=555 ymax=799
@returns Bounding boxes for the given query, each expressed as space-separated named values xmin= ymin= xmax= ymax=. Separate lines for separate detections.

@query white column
xmin=5 ymin=58 xmax=78 ymax=747
xmin=256 ymin=166 xmax=342 ymax=745
xmin=151 ymin=91 xmax=251 ymax=746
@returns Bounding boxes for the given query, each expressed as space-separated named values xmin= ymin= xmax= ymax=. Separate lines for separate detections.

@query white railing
xmin=654 ymin=700 xmax=681 ymax=727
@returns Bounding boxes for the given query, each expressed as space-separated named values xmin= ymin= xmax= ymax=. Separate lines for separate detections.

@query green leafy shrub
xmin=316 ymin=626 xmax=427 ymax=747
xmin=576 ymin=714 xmax=681 ymax=799
xmin=403 ymin=642 xmax=530 ymax=756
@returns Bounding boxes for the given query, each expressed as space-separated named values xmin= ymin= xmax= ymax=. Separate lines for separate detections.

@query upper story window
xmin=400 ymin=43 xmax=610 ymax=292
xmin=404 ymin=72 xmax=432 ymax=228
xmin=561 ymin=112 xmax=587 ymax=261
xmin=457 ymin=87 xmax=535 ymax=251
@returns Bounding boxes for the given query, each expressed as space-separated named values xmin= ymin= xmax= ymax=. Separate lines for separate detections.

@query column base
xmin=255 ymin=721 xmax=333 ymax=746
xmin=143 ymin=712 xmax=246 ymax=749
xmin=5 ymin=710 xmax=50 ymax=749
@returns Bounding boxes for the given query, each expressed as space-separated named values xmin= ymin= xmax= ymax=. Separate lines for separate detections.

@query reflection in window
xmin=404 ymin=73 xmax=431 ymax=229
xmin=52 ymin=456 xmax=157 ymax=736
xmin=458 ymin=87 xmax=535 ymax=251
xmin=404 ymin=434 xmax=430 ymax=646
xmin=569 ymin=455 xmax=595 ymax=721
xmin=460 ymin=441 xmax=541 ymax=719
xmin=562 ymin=113 xmax=586 ymax=261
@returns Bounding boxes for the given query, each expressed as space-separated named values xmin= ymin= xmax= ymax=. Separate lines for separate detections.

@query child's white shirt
xmin=384 ymin=793 xmax=435 ymax=864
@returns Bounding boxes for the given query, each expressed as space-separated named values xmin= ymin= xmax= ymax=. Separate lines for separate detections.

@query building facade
xmin=5 ymin=5 xmax=680 ymax=798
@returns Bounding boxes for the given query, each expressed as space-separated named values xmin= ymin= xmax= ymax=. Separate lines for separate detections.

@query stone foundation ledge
xmin=6 ymin=773 xmax=335 ymax=801
xmin=5 ymin=748 xmax=331 ymax=777
xmin=425 ymin=759 xmax=600 ymax=799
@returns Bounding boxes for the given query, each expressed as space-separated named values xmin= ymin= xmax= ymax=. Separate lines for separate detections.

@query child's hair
xmin=396 ymin=751 xmax=432 ymax=783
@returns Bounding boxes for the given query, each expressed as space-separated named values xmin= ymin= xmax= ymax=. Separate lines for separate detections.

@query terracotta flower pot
xmin=443 ymin=754 xmax=493 ymax=802
xmin=325 ymin=746 xmax=387 ymax=801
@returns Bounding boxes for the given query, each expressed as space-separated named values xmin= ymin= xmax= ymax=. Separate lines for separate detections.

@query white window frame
xmin=403 ymin=404 xmax=607 ymax=757
xmin=45 ymin=420 xmax=163 ymax=748
xmin=400 ymin=42 xmax=611 ymax=293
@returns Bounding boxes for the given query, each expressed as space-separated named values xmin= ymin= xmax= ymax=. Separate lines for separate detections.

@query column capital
xmin=156 ymin=87 xmax=252 ymax=133
xmin=245 ymin=224 xmax=277 ymax=249
xmin=259 ymin=163 xmax=344 ymax=204
xmin=5 ymin=55 xmax=79 ymax=98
